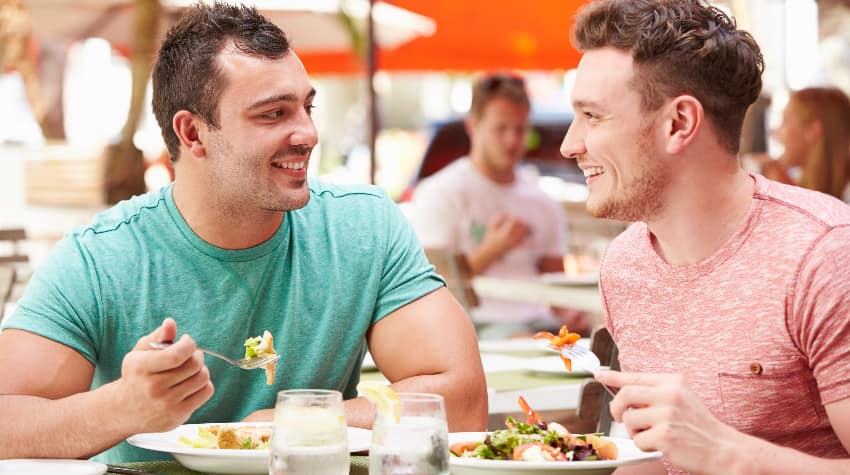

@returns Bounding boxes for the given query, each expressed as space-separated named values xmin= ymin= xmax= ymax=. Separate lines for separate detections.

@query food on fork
xmin=450 ymin=396 xmax=618 ymax=462
xmin=179 ymin=424 xmax=272 ymax=449
xmin=533 ymin=325 xmax=582 ymax=371
xmin=244 ymin=330 xmax=276 ymax=385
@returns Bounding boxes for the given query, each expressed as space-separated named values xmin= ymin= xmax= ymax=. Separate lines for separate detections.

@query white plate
xmin=522 ymin=356 xmax=596 ymax=377
xmin=0 ymin=459 xmax=106 ymax=475
xmin=448 ymin=433 xmax=661 ymax=475
xmin=540 ymin=272 xmax=599 ymax=286
xmin=127 ymin=422 xmax=371 ymax=475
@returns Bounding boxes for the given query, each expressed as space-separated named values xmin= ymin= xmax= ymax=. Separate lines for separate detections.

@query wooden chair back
xmin=424 ymin=248 xmax=479 ymax=311
xmin=575 ymin=325 xmax=620 ymax=434
xmin=0 ymin=265 xmax=15 ymax=323
xmin=0 ymin=228 xmax=28 ymax=265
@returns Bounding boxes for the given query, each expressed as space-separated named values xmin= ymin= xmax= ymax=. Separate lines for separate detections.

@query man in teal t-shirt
xmin=0 ymin=2 xmax=487 ymax=464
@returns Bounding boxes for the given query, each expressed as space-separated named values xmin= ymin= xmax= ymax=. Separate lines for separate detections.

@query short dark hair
xmin=152 ymin=1 xmax=291 ymax=161
xmin=470 ymin=72 xmax=530 ymax=118
xmin=573 ymin=0 xmax=764 ymax=153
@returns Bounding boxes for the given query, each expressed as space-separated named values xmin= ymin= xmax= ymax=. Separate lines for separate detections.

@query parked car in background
xmin=398 ymin=114 xmax=584 ymax=202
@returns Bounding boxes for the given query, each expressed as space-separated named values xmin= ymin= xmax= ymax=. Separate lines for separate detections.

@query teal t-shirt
xmin=2 ymin=180 xmax=444 ymax=463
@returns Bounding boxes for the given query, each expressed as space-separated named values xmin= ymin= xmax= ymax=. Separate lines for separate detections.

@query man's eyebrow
xmin=248 ymin=88 xmax=317 ymax=110
xmin=572 ymin=99 xmax=600 ymax=110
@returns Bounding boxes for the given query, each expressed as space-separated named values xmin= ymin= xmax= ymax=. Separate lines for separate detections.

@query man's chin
xmin=263 ymin=187 xmax=310 ymax=212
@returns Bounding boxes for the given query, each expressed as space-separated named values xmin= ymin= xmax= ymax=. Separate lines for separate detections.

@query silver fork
xmin=554 ymin=344 xmax=618 ymax=397
xmin=149 ymin=341 xmax=280 ymax=370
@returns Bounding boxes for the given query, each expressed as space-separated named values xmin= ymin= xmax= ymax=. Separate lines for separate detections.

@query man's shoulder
xmin=72 ymin=187 xmax=170 ymax=242
xmin=303 ymin=180 xmax=394 ymax=221
xmin=307 ymin=179 xmax=389 ymax=204
xmin=415 ymin=158 xmax=471 ymax=190
xmin=603 ymin=222 xmax=646 ymax=261
xmin=756 ymin=175 xmax=850 ymax=229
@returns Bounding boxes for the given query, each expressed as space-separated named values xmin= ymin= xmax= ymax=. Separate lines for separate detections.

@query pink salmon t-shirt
xmin=601 ymin=174 xmax=850 ymax=474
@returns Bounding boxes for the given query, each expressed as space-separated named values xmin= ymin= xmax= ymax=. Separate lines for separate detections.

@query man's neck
xmin=468 ymin=152 xmax=515 ymax=185
xmin=171 ymin=179 xmax=283 ymax=250
xmin=647 ymin=167 xmax=754 ymax=267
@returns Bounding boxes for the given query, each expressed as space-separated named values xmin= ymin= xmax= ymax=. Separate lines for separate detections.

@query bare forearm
xmin=467 ymin=245 xmax=502 ymax=275
xmin=387 ymin=370 xmax=487 ymax=432
xmin=613 ymin=461 xmax=667 ymax=475
xmin=0 ymin=383 xmax=137 ymax=459
xmin=719 ymin=429 xmax=850 ymax=475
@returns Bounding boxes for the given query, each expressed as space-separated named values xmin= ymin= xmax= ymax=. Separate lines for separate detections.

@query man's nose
xmin=560 ymin=122 xmax=585 ymax=160
xmin=293 ymin=111 xmax=319 ymax=148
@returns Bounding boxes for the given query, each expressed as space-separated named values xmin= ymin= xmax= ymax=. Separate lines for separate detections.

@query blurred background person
xmin=758 ymin=87 xmax=850 ymax=203
xmin=408 ymin=72 xmax=588 ymax=339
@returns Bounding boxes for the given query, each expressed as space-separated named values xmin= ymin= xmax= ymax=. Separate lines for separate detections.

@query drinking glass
xmin=269 ymin=389 xmax=350 ymax=475
xmin=369 ymin=393 xmax=450 ymax=475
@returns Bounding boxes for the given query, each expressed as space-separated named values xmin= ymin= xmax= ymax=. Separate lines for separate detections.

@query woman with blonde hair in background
xmin=762 ymin=87 xmax=850 ymax=202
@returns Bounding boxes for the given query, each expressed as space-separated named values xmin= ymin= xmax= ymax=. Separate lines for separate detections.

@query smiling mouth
xmin=583 ymin=167 xmax=604 ymax=178
xmin=272 ymin=161 xmax=306 ymax=170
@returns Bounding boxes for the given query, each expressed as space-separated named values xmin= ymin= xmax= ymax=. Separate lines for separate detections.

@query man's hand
xmin=484 ymin=214 xmax=530 ymax=255
xmin=469 ymin=214 xmax=530 ymax=274
xmin=115 ymin=318 xmax=214 ymax=434
xmin=595 ymin=371 xmax=737 ymax=475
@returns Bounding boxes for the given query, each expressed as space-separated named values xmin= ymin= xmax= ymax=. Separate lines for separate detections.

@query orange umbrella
xmin=301 ymin=0 xmax=591 ymax=74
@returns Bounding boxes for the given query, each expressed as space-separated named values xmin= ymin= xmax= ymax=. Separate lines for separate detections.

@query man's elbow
xmin=445 ymin=372 xmax=488 ymax=432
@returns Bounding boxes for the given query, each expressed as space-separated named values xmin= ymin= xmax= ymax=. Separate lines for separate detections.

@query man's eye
xmin=260 ymin=110 xmax=283 ymax=120
xmin=305 ymin=104 xmax=316 ymax=115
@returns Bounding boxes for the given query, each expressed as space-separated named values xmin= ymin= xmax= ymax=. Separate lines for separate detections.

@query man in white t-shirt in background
xmin=409 ymin=72 xmax=588 ymax=339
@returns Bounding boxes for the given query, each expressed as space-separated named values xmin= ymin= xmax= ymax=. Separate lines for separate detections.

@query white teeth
xmin=583 ymin=167 xmax=604 ymax=177
xmin=272 ymin=161 xmax=305 ymax=170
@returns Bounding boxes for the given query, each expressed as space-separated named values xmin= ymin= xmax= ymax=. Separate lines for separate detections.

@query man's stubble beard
xmin=205 ymin=133 xmax=310 ymax=216
xmin=587 ymin=125 xmax=669 ymax=223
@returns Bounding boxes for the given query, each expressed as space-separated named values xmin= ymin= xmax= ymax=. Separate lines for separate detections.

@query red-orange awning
xmin=300 ymin=0 xmax=591 ymax=74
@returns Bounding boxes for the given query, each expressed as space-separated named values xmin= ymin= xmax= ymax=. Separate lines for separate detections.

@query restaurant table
xmin=118 ymin=339 xmax=588 ymax=474
xmin=472 ymin=276 xmax=603 ymax=314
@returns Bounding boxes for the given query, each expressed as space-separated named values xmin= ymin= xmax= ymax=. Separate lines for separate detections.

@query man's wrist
xmin=712 ymin=423 xmax=757 ymax=475
xmin=97 ymin=380 xmax=140 ymax=437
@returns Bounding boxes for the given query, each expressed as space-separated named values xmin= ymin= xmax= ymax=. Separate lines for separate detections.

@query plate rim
xmin=127 ymin=422 xmax=372 ymax=456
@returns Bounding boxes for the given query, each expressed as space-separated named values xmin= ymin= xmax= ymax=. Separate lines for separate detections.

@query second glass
xmin=269 ymin=389 xmax=349 ymax=475
xmin=369 ymin=392 xmax=450 ymax=475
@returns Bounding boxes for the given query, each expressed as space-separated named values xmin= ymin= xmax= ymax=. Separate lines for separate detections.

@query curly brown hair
xmin=572 ymin=0 xmax=764 ymax=153
xmin=152 ymin=1 xmax=291 ymax=161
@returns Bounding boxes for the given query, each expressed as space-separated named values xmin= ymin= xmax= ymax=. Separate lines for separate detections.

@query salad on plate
xmin=451 ymin=397 xmax=617 ymax=462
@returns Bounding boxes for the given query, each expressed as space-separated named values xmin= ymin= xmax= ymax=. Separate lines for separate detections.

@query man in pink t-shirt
xmin=561 ymin=1 xmax=850 ymax=474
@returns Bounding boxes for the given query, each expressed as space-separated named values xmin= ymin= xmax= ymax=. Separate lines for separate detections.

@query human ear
xmin=664 ymin=95 xmax=702 ymax=154
xmin=464 ymin=115 xmax=478 ymax=138
xmin=173 ymin=110 xmax=206 ymax=158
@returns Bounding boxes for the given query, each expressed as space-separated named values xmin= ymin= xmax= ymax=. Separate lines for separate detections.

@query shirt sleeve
xmin=1 ymin=235 xmax=102 ymax=363
xmin=789 ymin=225 xmax=850 ymax=405
xmin=372 ymin=194 xmax=445 ymax=324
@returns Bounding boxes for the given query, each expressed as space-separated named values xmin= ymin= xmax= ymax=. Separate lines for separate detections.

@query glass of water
xmin=269 ymin=389 xmax=349 ymax=475
xmin=369 ymin=392 xmax=449 ymax=475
